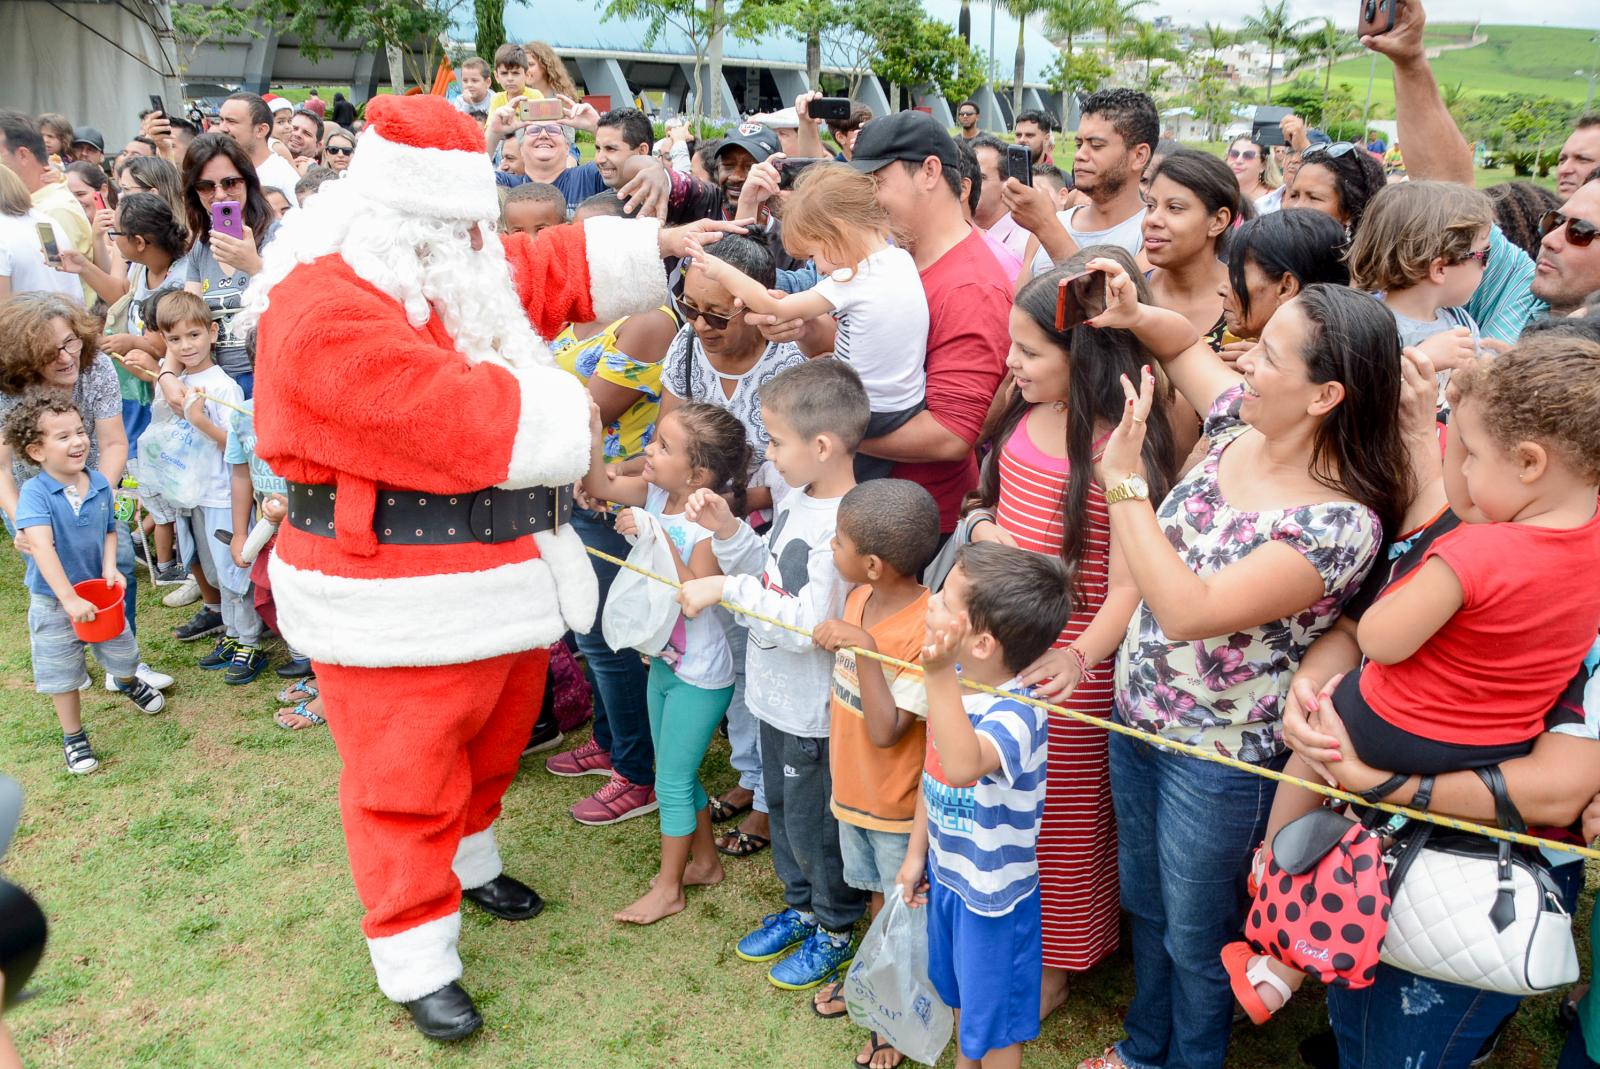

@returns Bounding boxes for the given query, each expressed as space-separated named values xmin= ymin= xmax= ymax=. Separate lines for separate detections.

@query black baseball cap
xmin=71 ymin=127 xmax=105 ymax=152
xmin=847 ymin=110 xmax=958 ymax=175
xmin=717 ymin=122 xmax=781 ymax=164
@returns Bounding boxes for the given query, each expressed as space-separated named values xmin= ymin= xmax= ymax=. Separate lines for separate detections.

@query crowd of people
xmin=5 ymin=1 xmax=1600 ymax=1066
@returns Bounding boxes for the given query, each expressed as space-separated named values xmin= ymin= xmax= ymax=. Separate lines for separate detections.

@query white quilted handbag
xmin=1379 ymin=766 xmax=1579 ymax=996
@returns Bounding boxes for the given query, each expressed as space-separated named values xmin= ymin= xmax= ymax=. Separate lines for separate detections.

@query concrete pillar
xmin=854 ymin=76 xmax=891 ymax=119
xmin=240 ymin=28 xmax=279 ymax=94
xmin=575 ymin=56 xmax=635 ymax=112
xmin=661 ymin=66 xmax=690 ymax=116
xmin=1021 ymin=87 xmax=1050 ymax=121
xmin=972 ymin=84 xmax=1004 ymax=132
xmin=352 ymin=50 xmax=381 ymax=105
xmin=770 ymin=67 xmax=810 ymax=105
xmin=676 ymin=63 xmax=738 ymax=122
xmin=911 ymin=87 xmax=954 ymax=127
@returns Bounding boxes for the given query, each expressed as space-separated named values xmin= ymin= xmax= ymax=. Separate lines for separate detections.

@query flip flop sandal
xmin=1223 ymin=941 xmax=1294 ymax=1026
xmin=853 ymin=1032 xmax=904 ymax=1068
xmin=811 ymin=979 xmax=848 ymax=1019
xmin=715 ymin=830 xmax=770 ymax=858
xmin=709 ymin=794 xmax=753 ymax=823
xmin=274 ymin=699 xmax=326 ymax=731
xmin=276 ymin=679 xmax=318 ymax=704
xmin=1077 ymin=1047 xmax=1131 ymax=1069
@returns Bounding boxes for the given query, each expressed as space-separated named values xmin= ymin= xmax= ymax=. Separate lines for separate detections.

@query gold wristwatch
xmin=1105 ymin=474 xmax=1149 ymax=506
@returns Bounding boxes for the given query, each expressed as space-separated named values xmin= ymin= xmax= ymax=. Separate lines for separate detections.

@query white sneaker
xmin=162 ymin=576 xmax=200 ymax=608
xmin=77 ymin=675 xmax=92 ymax=692
xmin=105 ymin=663 xmax=174 ymax=692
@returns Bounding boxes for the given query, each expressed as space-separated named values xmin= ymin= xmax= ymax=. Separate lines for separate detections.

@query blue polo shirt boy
xmin=16 ymin=469 xmax=118 ymax=594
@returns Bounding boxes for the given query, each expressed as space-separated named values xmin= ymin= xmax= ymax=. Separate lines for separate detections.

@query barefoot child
xmin=678 ymin=359 xmax=870 ymax=991
xmin=583 ymin=400 xmax=754 ymax=925
xmin=1223 ymin=336 xmax=1600 ymax=1022
xmin=896 ymin=543 xmax=1071 ymax=1069
xmin=685 ymin=163 xmax=928 ymax=480
xmin=809 ymin=479 xmax=942 ymax=1068
xmin=5 ymin=392 xmax=168 ymax=774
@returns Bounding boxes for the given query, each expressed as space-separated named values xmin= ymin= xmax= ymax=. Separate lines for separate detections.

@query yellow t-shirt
xmin=485 ymin=86 xmax=543 ymax=125
xmin=32 ymin=181 xmax=94 ymax=306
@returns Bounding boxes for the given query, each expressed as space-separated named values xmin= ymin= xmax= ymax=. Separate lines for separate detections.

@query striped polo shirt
xmin=1466 ymin=224 xmax=1547 ymax=343
xmin=922 ymin=680 xmax=1049 ymax=917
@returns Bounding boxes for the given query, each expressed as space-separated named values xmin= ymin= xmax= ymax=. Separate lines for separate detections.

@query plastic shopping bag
xmin=843 ymin=891 xmax=953 ymax=1066
xmin=600 ymin=507 xmax=681 ymax=657
xmin=136 ymin=417 xmax=218 ymax=510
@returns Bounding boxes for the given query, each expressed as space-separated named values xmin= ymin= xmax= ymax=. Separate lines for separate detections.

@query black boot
xmin=463 ymin=874 xmax=546 ymax=920
xmin=403 ymin=981 xmax=482 ymax=1041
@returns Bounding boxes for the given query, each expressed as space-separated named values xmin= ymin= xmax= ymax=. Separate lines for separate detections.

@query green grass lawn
xmin=0 ymin=542 xmax=1583 ymax=1066
xmin=1323 ymin=23 xmax=1599 ymax=117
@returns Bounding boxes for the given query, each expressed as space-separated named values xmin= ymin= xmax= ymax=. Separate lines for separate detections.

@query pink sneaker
xmin=544 ymin=736 xmax=612 ymax=778
xmin=570 ymin=774 xmax=658 ymax=826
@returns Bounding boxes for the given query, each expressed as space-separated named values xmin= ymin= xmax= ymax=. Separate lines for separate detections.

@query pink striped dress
xmin=994 ymin=408 xmax=1120 ymax=971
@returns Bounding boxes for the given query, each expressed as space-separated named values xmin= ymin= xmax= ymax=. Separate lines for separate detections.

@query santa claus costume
xmin=236 ymin=95 xmax=669 ymax=1039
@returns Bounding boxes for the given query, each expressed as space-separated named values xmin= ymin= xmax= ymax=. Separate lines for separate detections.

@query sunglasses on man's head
xmin=324 ymin=144 xmax=353 ymax=156
xmin=193 ymin=175 xmax=246 ymax=195
xmin=1227 ymin=147 xmax=1259 ymax=161
xmin=1541 ymin=209 xmax=1600 ymax=248
xmin=677 ymin=294 xmax=744 ymax=331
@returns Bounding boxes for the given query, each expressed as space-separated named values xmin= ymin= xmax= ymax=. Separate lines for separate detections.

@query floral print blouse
xmin=1113 ymin=385 xmax=1381 ymax=763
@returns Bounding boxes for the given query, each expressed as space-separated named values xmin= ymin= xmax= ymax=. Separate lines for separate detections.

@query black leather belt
xmin=286 ymin=482 xmax=572 ymax=545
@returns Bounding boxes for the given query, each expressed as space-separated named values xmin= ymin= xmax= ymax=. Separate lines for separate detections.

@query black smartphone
xmin=810 ymin=97 xmax=851 ymax=122
xmin=1250 ymin=105 xmax=1291 ymax=149
xmin=778 ymin=156 xmax=826 ymax=190
xmin=213 ymin=527 xmax=235 ymax=547
xmin=1357 ymin=0 xmax=1396 ymax=37
xmin=1006 ymin=143 xmax=1033 ymax=186
xmin=149 ymin=94 xmax=167 ymax=117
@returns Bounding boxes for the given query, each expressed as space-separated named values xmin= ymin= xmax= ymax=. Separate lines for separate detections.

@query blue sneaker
xmin=767 ymin=927 xmax=854 ymax=990
xmin=735 ymin=908 xmax=815 ymax=963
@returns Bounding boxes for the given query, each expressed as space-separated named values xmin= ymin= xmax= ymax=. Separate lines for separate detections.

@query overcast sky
xmin=1154 ymin=2 xmax=1600 ymax=31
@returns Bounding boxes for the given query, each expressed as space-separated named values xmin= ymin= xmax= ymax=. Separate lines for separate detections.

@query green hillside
xmin=1320 ymin=23 xmax=1599 ymax=117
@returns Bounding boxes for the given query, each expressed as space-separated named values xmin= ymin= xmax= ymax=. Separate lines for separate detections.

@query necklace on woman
xmin=1052 ymin=400 xmax=1068 ymax=413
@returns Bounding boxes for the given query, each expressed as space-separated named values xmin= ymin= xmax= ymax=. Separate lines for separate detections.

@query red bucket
xmin=71 ymin=579 xmax=125 ymax=643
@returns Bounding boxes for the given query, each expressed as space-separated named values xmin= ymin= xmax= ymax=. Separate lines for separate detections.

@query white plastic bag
xmin=600 ymin=507 xmax=682 ymax=657
xmin=136 ymin=417 xmax=218 ymax=509
xmin=843 ymin=891 xmax=953 ymax=1066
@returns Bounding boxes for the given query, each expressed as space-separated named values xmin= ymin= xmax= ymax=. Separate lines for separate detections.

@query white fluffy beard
xmin=235 ymin=179 xmax=546 ymax=371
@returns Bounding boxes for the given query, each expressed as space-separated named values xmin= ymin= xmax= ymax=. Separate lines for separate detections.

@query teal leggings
xmin=646 ymin=658 xmax=735 ymax=837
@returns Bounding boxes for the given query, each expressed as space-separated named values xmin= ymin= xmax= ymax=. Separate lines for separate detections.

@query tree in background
xmin=1117 ymin=21 xmax=1179 ymax=91
xmin=769 ymin=0 xmax=841 ymax=89
xmin=1200 ymin=21 xmax=1233 ymax=63
xmin=823 ymin=0 xmax=884 ymax=98
xmin=1045 ymin=49 xmax=1111 ymax=97
xmin=1045 ymin=0 xmax=1101 ymax=83
xmin=601 ymin=0 xmax=767 ymax=120
xmin=474 ymin=0 xmax=505 ymax=68
xmin=1285 ymin=19 xmax=1359 ymax=125
xmin=870 ymin=7 xmax=981 ymax=111
xmin=247 ymin=0 xmax=461 ymax=93
xmin=1004 ymin=0 xmax=1046 ymax=116
xmin=1191 ymin=57 xmax=1235 ymax=139
xmin=1242 ymin=0 xmax=1309 ymax=104
xmin=171 ymin=3 xmax=260 ymax=75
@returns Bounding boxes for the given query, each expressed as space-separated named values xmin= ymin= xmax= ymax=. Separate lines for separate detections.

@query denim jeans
xmin=569 ymin=507 xmax=653 ymax=786
xmin=1109 ymin=730 xmax=1284 ymax=1069
xmin=1327 ymin=856 xmax=1588 ymax=1069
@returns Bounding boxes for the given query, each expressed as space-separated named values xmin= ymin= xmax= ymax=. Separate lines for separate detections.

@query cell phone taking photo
xmin=210 ymin=200 xmax=245 ymax=241
xmin=1006 ymin=143 xmax=1034 ymax=186
xmin=778 ymin=157 xmax=826 ymax=190
xmin=35 ymin=222 xmax=60 ymax=264
xmin=810 ymin=97 xmax=852 ymax=122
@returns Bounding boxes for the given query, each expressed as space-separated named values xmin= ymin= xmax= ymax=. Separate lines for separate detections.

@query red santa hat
xmin=343 ymin=94 xmax=499 ymax=222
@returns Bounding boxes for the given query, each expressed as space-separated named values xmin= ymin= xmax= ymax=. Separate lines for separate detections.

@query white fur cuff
xmin=499 ymin=366 xmax=593 ymax=490
xmin=583 ymin=215 xmax=669 ymax=324
xmin=368 ymin=912 xmax=463 ymax=1003
xmin=452 ymin=826 xmax=503 ymax=891
xmin=534 ymin=525 xmax=599 ymax=634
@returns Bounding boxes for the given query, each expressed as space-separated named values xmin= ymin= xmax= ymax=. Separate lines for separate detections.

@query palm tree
xmin=1095 ymin=0 xmax=1149 ymax=67
xmin=1047 ymin=0 xmax=1102 ymax=70
xmin=1005 ymin=0 xmax=1047 ymax=116
xmin=1116 ymin=21 xmax=1180 ymax=88
xmin=1201 ymin=20 xmax=1233 ymax=62
xmin=1285 ymin=19 xmax=1359 ymax=124
xmin=1242 ymin=0 xmax=1310 ymax=104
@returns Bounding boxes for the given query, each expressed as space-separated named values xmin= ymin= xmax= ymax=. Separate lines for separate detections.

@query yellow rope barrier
xmin=583 ymin=544 xmax=1600 ymax=862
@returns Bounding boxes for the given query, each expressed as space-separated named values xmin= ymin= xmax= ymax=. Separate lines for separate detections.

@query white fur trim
xmin=583 ymin=216 xmax=670 ymax=324
xmin=345 ymin=128 xmax=499 ymax=221
xmin=452 ymin=826 xmax=502 ymax=891
xmin=498 ymin=366 xmax=593 ymax=489
xmin=534 ymin=525 xmax=599 ymax=633
xmin=367 ymin=912 xmax=463 ymax=1003
xmin=267 ymin=553 xmax=566 ymax=668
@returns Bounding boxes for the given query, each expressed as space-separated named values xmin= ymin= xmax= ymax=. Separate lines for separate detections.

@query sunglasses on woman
xmin=325 ymin=144 xmax=353 ymax=157
xmin=193 ymin=175 xmax=247 ymax=195
xmin=1227 ymin=147 xmax=1259 ymax=161
xmin=1300 ymin=141 xmax=1361 ymax=161
xmin=1540 ymin=209 xmax=1600 ymax=248
xmin=677 ymin=295 xmax=744 ymax=331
